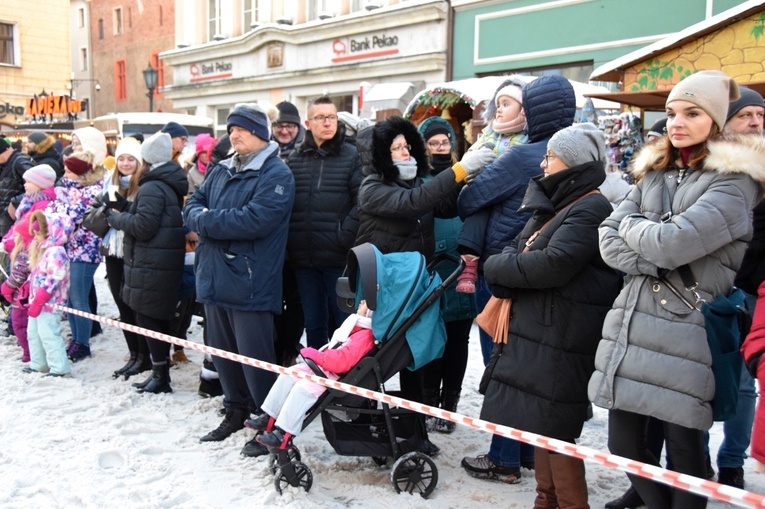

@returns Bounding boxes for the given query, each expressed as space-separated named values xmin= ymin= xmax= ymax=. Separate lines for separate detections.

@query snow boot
xmin=124 ymin=353 xmax=152 ymax=381
xmin=456 ymin=255 xmax=479 ymax=293
xmin=137 ymin=362 xmax=172 ymax=394
xmin=422 ymin=387 xmax=440 ymax=431
xmin=435 ymin=389 xmax=460 ymax=434
xmin=113 ymin=351 xmax=138 ymax=379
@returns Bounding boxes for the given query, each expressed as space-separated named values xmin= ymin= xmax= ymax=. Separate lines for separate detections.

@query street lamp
xmin=143 ymin=62 xmax=159 ymax=112
xmin=66 ymin=74 xmax=101 ymax=119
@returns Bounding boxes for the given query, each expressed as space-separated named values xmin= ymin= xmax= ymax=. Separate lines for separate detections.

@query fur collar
xmin=371 ymin=116 xmax=429 ymax=182
xmin=630 ymin=134 xmax=765 ymax=191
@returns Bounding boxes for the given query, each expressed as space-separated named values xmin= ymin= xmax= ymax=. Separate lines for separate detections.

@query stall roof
xmin=591 ymin=0 xmax=765 ymax=82
xmin=360 ymin=82 xmax=422 ymax=117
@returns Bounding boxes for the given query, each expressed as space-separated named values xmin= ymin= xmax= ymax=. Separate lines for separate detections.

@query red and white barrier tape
xmin=56 ymin=304 xmax=765 ymax=508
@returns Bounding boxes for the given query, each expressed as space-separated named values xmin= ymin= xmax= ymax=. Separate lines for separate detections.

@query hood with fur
xmin=371 ymin=116 xmax=429 ymax=182
xmin=630 ymin=134 xmax=765 ymax=195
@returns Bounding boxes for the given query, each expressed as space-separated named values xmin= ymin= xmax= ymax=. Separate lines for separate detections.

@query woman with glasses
xmin=417 ymin=116 xmax=476 ymax=434
xmin=355 ymin=115 xmax=488 ymax=456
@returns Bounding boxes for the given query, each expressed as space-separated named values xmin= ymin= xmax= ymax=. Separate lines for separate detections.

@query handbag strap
xmin=523 ymin=190 xmax=599 ymax=253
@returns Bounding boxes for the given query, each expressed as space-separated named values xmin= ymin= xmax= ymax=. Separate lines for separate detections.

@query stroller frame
xmin=264 ymin=243 xmax=464 ymax=498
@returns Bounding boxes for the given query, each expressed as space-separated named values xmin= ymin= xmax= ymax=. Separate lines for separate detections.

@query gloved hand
xmin=1 ymin=282 xmax=14 ymax=303
xmin=300 ymin=347 xmax=322 ymax=365
xmin=104 ymin=191 xmax=128 ymax=211
xmin=457 ymin=146 xmax=497 ymax=182
xmin=28 ymin=288 xmax=52 ymax=318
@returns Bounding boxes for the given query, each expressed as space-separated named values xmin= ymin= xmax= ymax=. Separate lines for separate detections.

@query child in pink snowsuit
xmin=1 ymin=164 xmax=58 ymax=362
xmin=250 ymin=300 xmax=375 ymax=447
xmin=742 ymin=281 xmax=765 ymax=473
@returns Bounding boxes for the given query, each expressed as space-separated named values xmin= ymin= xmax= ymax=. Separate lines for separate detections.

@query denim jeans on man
xmin=68 ymin=261 xmax=99 ymax=346
xmin=294 ymin=267 xmax=350 ymax=349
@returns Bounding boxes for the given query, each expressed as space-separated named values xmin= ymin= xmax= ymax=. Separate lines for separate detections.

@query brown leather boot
xmin=548 ymin=451 xmax=589 ymax=509
xmin=534 ymin=447 xmax=558 ymax=509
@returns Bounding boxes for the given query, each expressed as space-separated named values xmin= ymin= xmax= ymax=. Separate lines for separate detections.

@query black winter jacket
xmin=286 ymin=123 xmax=363 ymax=268
xmin=355 ymin=116 xmax=460 ymax=260
xmin=108 ymin=161 xmax=189 ymax=320
xmin=0 ymin=151 xmax=33 ymax=236
xmin=479 ymin=161 xmax=622 ymax=440
xmin=31 ymin=148 xmax=64 ymax=178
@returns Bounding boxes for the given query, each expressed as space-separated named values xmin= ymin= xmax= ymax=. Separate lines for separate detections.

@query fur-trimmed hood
xmin=630 ymin=134 xmax=765 ymax=194
xmin=371 ymin=116 xmax=429 ymax=182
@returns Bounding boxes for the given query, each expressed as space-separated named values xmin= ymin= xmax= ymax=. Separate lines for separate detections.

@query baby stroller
xmin=262 ymin=242 xmax=464 ymax=498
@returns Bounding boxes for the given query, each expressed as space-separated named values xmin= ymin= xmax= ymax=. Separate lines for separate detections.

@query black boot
xmin=605 ymin=486 xmax=643 ymax=509
xmin=125 ymin=353 xmax=152 ymax=381
xmin=435 ymin=389 xmax=460 ymax=434
xmin=112 ymin=352 xmax=138 ymax=379
xmin=422 ymin=388 xmax=440 ymax=432
xmin=137 ymin=362 xmax=172 ymax=394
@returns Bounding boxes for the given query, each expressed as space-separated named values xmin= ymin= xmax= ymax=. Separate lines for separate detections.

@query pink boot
xmin=11 ymin=306 xmax=30 ymax=362
xmin=456 ymin=255 xmax=479 ymax=293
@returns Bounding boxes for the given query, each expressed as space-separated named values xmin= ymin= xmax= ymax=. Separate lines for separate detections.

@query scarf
xmin=492 ymin=115 xmax=525 ymax=134
xmin=430 ymin=153 xmax=453 ymax=175
xmin=394 ymin=157 xmax=418 ymax=181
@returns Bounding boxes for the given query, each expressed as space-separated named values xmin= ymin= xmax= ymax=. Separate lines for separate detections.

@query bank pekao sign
xmin=332 ymin=33 xmax=399 ymax=63
xmin=189 ymin=60 xmax=233 ymax=83
xmin=0 ymin=101 xmax=25 ymax=119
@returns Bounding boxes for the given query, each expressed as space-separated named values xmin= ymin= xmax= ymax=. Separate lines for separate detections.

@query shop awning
xmin=586 ymin=80 xmax=765 ymax=111
xmin=361 ymin=82 xmax=421 ymax=116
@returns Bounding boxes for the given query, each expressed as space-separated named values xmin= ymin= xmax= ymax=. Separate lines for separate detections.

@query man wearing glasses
xmin=271 ymin=101 xmax=305 ymax=161
xmin=285 ymin=95 xmax=363 ymax=350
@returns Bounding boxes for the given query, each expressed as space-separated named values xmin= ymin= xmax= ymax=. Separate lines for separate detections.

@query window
xmin=78 ymin=7 xmax=86 ymax=28
xmin=80 ymin=47 xmax=88 ymax=72
xmin=243 ymin=0 xmax=260 ymax=30
xmin=113 ymin=7 xmax=123 ymax=35
xmin=0 ymin=23 xmax=15 ymax=65
xmin=208 ymin=0 xmax=221 ymax=41
xmin=98 ymin=19 xmax=104 ymax=40
xmin=151 ymin=51 xmax=165 ymax=97
xmin=114 ymin=59 xmax=127 ymax=101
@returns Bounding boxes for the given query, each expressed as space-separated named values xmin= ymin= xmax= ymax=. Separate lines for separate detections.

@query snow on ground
xmin=0 ymin=262 xmax=763 ymax=508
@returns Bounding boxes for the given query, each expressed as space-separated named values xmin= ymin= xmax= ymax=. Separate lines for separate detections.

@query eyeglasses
xmin=391 ymin=144 xmax=411 ymax=153
xmin=310 ymin=115 xmax=338 ymax=123
xmin=543 ymin=154 xmax=558 ymax=165
xmin=427 ymin=140 xmax=452 ymax=149
xmin=272 ymin=123 xmax=298 ymax=131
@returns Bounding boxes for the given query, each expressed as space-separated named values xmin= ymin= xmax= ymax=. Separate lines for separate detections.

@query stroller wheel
xmin=268 ymin=446 xmax=302 ymax=475
xmin=372 ymin=456 xmax=388 ymax=467
xmin=390 ymin=451 xmax=438 ymax=498
xmin=274 ymin=461 xmax=313 ymax=495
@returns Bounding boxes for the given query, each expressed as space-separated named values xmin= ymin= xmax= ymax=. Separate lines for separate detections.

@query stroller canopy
xmin=347 ymin=243 xmax=447 ymax=371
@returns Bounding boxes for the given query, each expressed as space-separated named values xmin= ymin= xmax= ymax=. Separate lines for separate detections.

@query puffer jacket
xmin=183 ymin=141 xmax=295 ymax=313
xmin=286 ymin=122 xmax=363 ymax=268
xmin=589 ymin=135 xmax=765 ymax=430
xmin=48 ymin=168 xmax=105 ymax=264
xmin=355 ymin=116 xmax=461 ymax=260
xmin=30 ymin=136 xmax=63 ymax=178
xmin=29 ymin=212 xmax=74 ymax=308
xmin=479 ymin=161 xmax=621 ymax=440
xmin=0 ymin=151 xmax=33 ymax=236
xmin=457 ymin=75 xmax=576 ymax=263
xmin=108 ymin=161 xmax=189 ymax=320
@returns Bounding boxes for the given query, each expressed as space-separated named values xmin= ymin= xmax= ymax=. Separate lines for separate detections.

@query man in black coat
xmin=285 ymin=95 xmax=363 ymax=349
xmin=0 ymin=136 xmax=33 ymax=237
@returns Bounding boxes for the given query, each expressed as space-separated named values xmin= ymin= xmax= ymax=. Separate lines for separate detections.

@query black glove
xmin=488 ymin=284 xmax=515 ymax=300
xmin=104 ymin=191 xmax=128 ymax=211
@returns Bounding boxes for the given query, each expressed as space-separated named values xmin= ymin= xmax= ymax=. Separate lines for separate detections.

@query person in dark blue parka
xmin=183 ymin=103 xmax=295 ymax=458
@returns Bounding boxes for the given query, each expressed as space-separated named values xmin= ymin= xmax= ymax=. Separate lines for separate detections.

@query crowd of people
xmin=2 ymin=69 xmax=765 ymax=508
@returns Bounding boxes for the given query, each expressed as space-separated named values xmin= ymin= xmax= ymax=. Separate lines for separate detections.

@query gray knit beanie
xmin=141 ymin=132 xmax=173 ymax=165
xmin=666 ymin=70 xmax=740 ymax=131
xmin=227 ymin=103 xmax=270 ymax=141
xmin=727 ymin=86 xmax=765 ymax=121
xmin=547 ymin=123 xmax=606 ymax=168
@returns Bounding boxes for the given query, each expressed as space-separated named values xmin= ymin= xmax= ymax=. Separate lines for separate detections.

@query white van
xmin=73 ymin=112 xmax=215 ymax=158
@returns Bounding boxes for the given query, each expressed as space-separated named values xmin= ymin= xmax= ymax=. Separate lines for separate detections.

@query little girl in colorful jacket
xmin=23 ymin=210 xmax=73 ymax=377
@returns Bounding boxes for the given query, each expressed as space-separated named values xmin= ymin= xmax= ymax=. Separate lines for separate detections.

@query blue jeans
xmin=67 ymin=261 xmax=98 ymax=346
xmin=475 ymin=274 xmax=494 ymax=365
xmin=488 ymin=433 xmax=535 ymax=469
xmin=294 ymin=267 xmax=350 ymax=349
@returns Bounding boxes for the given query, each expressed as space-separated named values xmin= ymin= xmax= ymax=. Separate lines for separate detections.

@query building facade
xmin=450 ymin=0 xmax=749 ymax=84
xmin=0 ymin=0 xmax=71 ymax=130
xmin=89 ymin=0 xmax=176 ymax=116
xmin=162 ymin=0 xmax=449 ymax=134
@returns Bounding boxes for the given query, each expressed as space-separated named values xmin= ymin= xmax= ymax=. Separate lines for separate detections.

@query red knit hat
xmin=64 ymin=151 xmax=94 ymax=176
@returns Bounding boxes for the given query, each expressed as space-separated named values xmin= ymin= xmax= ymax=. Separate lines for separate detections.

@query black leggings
xmin=608 ymin=409 xmax=707 ymax=509
xmin=104 ymin=256 xmax=147 ymax=355
xmin=423 ymin=318 xmax=472 ymax=393
xmin=134 ymin=312 xmax=172 ymax=365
